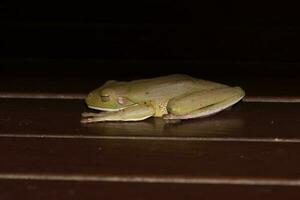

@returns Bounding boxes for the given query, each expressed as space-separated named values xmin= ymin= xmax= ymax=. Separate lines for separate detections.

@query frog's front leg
xmin=164 ymin=87 xmax=245 ymax=120
xmin=81 ymin=104 xmax=155 ymax=123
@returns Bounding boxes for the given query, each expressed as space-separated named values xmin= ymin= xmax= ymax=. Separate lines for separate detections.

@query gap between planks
xmin=1 ymin=134 xmax=300 ymax=143
xmin=0 ymin=173 xmax=300 ymax=186
xmin=0 ymin=92 xmax=85 ymax=99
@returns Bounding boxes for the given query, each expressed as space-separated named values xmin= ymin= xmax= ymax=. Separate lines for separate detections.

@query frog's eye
xmin=100 ymin=95 xmax=110 ymax=102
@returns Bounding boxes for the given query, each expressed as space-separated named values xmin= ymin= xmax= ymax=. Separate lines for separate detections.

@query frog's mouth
xmin=87 ymin=105 xmax=122 ymax=112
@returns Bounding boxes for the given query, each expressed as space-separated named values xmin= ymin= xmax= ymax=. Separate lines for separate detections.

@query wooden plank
xmin=1 ymin=180 xmax=300 ymax=200
xmin=0 ymin=99 xmax=300 ymax=140
xmin=0 ymin=137 xmax=300 ymax=183
xmin=0 ymin=77 xmax=97 ymax=98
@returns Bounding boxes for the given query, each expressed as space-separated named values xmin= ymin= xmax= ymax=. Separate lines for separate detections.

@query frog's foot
xmin=163 ymin=87 xmax=245 ymax=120
xmin=81 ymin=104 xmax=155 ymax=123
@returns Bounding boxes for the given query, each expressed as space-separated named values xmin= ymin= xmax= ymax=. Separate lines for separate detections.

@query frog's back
xmin=127 ymin=74 xmax=226 ymax=101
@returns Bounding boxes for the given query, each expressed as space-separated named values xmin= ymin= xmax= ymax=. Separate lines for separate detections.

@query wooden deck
xmin=1 ymin=77 xmax=300 ymax=199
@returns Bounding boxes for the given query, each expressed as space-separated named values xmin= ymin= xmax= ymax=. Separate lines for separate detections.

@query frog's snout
xmin=85 ymin=92 xmax=96 ymax=106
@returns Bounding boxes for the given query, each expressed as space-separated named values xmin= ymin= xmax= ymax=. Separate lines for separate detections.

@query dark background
xmin=1 ymin=1 xmax=300 ymax=79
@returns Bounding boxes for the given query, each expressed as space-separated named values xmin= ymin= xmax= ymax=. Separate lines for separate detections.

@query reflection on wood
xmin=83 ymin=117 xmax=244 ymax=137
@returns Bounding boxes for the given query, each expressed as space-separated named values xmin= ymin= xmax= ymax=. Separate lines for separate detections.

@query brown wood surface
xmin=0 ymin=137 xmax=300 ymax=182
xmin=1 ymin=77 xmax=300 ymax=199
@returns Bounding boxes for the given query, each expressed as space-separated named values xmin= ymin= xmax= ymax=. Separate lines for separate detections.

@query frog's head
xmin=85 ymin=85 xmax=135 ymax=111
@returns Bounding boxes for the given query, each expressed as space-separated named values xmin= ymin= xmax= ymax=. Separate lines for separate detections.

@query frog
xmin=81 ymin=74 xmax=245 ymax=123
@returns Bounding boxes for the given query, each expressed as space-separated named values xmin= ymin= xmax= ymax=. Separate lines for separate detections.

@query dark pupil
xmin=101 ymin=96 xmax=110 ymax=102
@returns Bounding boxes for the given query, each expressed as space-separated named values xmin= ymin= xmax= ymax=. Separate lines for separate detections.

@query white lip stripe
xmin=88 ymin=104 xmax=138 ymax=112
xmin=87 ymin=106 xmax=121 ymax=111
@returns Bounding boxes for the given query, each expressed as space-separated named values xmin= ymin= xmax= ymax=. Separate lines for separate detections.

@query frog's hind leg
xmin=81 ymin=104 xmax=155 ymax=123
xmin=163 ymin=87 xmax=245 ymax=120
